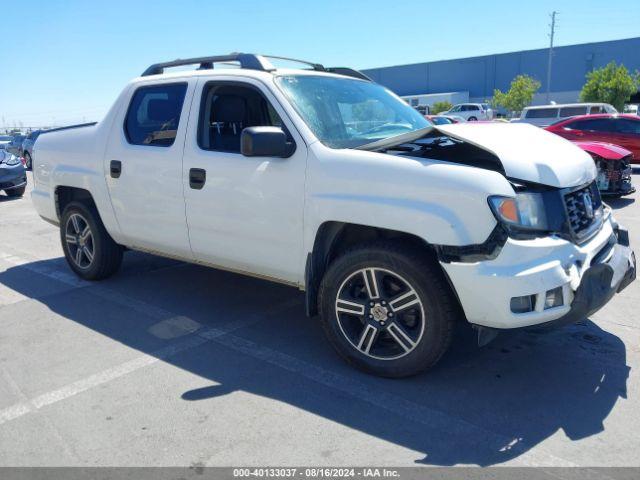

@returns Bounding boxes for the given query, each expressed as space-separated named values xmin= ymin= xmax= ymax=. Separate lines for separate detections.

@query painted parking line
xmin=0 ymin=248 xmax=577 ymax=465
xmin=0 ymin=302 xmax=299 ymax=427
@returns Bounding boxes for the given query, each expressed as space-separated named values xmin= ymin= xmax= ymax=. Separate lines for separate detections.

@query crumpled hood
xmin=435 ymin=122 xmax=597 ymax=188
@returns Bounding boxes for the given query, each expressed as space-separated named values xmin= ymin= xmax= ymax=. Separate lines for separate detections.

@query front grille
xmin=563 ymin=182 xmax=602 ymax=241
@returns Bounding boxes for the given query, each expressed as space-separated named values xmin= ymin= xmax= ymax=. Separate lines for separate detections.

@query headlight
xmin=489 ymin=193 xmax=548 ymax=230
xmin=2 ymin=154 xmax=22 ymax=166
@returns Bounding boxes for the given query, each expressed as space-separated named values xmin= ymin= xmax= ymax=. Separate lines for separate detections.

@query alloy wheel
xmin=64 ymin=213 xmax=95 ymax=269
xmin=335 ymin=267 xmax=425 ymax=360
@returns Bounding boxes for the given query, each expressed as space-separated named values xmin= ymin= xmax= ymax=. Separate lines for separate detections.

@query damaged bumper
xmin=441 ymin=213 xmax=635 ymax=331
xmin=538 ymin=236 xmax=635 ymax=329
xmin=598 ymin=165 xmax=635 ymax=197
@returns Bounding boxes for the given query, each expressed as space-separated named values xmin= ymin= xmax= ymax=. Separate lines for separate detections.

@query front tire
xmin=60 ymin=201 xmax=123 ymax=280
xmin=24 ymin=152 xmax=32 ymax=170
xmin=468 ymin=116 xmax=477 ymax=121
xmin=318 ymin=242 xmax=457 ymax=377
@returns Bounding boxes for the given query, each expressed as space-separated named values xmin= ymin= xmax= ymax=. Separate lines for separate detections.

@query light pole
xmin=546 ymin=11 xmax=558 ymax=103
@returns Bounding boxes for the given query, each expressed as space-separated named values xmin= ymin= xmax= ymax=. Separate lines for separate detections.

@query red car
xmin=545 ymin=114 xmax=640 ymax=163
xmin=572 ymin=141 xmax=634 ymax=196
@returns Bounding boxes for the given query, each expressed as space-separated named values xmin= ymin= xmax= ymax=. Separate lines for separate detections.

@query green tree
xmin=431 ymin=101 xmax=453 ymax=114
xmin=580 ymin=61 xmax=640 ymax=111
xmin=491 ymin=75 xmax=541 ymax=115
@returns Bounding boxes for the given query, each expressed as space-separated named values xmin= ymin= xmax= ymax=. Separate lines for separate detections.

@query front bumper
xmin=0 ymin=166 xmax=27 ymax=190
xmin=536 ymin=235 xmax=635 ymax=329
xmin=441 ymin=213 xmax=635 ymax=329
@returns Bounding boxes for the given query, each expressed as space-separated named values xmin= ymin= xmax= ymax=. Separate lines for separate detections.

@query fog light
xmin=544 ymin=287 xmax=564 ymax=309
xmin=510 ymin=295 xmax=535 ymax=313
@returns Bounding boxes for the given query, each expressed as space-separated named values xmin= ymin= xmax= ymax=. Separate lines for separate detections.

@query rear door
xmin=104 ymin=79 xmax=195 ymax=258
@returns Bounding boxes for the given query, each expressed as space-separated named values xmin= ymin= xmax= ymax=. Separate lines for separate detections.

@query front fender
xmin=303 ymin=144 xmax=515 ymax=261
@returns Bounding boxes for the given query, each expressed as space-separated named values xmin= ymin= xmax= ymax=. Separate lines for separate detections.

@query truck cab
xmin=31 ymin=54 xmax=636 ymax=377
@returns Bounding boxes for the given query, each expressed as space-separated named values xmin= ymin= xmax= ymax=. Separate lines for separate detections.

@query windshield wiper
xmin=354 ymin=126 xmax=434 ymax=151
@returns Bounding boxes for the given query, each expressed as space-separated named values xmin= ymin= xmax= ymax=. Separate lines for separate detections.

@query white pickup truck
xmin=32 ymin=54 xmax=636 ymax=377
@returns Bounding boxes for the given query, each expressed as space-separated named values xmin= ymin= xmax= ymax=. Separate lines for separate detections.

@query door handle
xmin=110 ymin=160 xmax=122 ymax=178
xmin=189 ymin=168 xmax=206 ymax=189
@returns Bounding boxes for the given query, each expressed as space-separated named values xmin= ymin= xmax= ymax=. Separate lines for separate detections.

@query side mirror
xmin=241 ymin=126 xmax=295 ymax=158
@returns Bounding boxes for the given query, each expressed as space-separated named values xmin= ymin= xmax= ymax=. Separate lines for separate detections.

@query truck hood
xmin=435 ymin=122 xmax=596 ymax=188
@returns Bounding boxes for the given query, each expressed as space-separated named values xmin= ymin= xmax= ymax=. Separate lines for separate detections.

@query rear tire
xmin=60 ymin=201 xmax=123 ymax=280
xmin=318 ymin=241 xmax=457 ymax=377
xmin=5 ymin=186 xmax=25 ymax=197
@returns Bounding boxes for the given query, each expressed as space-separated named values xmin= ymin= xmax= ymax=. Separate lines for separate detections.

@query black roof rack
xmin=141 ymin=53 xmax=372 ymax=81
xmin=141 ymin=53 xmax=276 ymax=76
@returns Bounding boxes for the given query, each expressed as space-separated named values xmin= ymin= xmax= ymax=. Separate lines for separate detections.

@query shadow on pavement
xmin=607 ymin=196 xmax=635 ymax=209
xmin=0 ymin=254 xmax=630 ymax=466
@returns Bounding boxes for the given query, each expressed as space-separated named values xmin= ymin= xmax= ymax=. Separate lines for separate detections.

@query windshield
xmin=0 ymin=136 xmax=12 ymax=141
xmin=276 ymin=75 xmax=431 ymax=148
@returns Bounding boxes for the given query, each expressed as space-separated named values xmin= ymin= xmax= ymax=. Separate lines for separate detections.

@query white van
xmin=515 ymin=103 xmax=617 ymax=127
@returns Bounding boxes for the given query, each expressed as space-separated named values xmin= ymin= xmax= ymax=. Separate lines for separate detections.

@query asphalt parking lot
xmin=0 ymin=171 xmax=638 ymax=467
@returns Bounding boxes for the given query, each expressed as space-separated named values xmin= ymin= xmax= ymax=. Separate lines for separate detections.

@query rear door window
xmin=525 ymin=108 xmax=559 ymax=119
xmin=559 ymin=106 xmax=588 ymax=117
xmin=124 ymin=83 xmax=188 ymax=147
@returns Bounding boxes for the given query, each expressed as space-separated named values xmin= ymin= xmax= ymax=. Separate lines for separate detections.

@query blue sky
xmin=1 ymin=0 xmax=638 ymax=128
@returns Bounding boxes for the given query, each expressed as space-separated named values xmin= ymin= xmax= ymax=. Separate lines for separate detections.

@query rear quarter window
xmin=124 ymin=83 xmax=187 ymax=147
xmin=525 ymin=108 xmax=559 ymax=119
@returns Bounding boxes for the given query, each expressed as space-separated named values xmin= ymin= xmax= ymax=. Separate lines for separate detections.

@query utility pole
xmin=546 ymin=11 xmax=558 ymax=103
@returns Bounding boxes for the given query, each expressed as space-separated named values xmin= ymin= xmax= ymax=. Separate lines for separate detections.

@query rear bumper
xmin=442 ymin=214 xmax=635 ymax=329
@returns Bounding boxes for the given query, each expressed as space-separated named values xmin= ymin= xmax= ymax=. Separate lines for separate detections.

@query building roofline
xmin=362 ymin=36 xmax=640 ymax=72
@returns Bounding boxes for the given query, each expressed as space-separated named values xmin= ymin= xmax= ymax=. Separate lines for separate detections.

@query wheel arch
xmin=54 ymin=186 xmax=97 ymax=220
xmin=304 ymin=221 xmax=440 ymax=317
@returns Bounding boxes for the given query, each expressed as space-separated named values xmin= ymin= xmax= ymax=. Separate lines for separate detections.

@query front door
xmin=182 ymin=78 xmax=307 ymax=284
xmin=104 ymin=80 xmax=195 ymax=258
